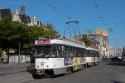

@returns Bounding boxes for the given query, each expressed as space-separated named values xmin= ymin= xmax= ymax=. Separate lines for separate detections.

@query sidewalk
xmin=0 ymin=63 xmax=30 ymax=76
xmin=0 ymin=63 xmax=29 ymax=68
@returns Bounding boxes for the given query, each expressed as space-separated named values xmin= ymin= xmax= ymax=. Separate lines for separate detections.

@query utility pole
xmin=18 ymin=42 xmax=21 ymax=63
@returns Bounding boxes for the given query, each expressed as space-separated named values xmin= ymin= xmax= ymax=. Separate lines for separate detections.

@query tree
xmin=79 ymin=35 xmax=91 ymax=47
xmin=0 ymin=16 xmax=13 ymax=49
xmin=42 ymin=23 xmax=60 ymax=39
xmin=0 ymin=16 xmax=60 ymax=56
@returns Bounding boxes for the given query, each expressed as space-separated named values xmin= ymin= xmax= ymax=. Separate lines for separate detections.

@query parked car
xmin=111 ymin=57 xmax=122 ymax=62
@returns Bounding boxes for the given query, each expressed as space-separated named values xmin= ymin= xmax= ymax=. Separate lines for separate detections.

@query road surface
xmin=0 ymin=61 xmax=125 ymax=83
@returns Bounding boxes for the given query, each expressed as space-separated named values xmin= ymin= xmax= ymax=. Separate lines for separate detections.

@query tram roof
xmin=35 ymin=39 xmax=86 ymax=49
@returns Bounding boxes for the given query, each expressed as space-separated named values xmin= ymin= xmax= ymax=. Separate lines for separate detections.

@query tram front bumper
xmin=36 ymin=69 xmax=45 ymax=75
xmin=33 ymin=69 xmax=54 ymax=76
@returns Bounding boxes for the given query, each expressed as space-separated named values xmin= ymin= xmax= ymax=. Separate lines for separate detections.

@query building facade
xmin=28 ymin=17 xmax=41 ymax=26
xmin=0 ymin=4 xmax=41 ymax=27
xmin=95 ymin=29 xmax=109 ymax=58
xmin=12 ymin=10 xmax=21 ymax=22
xmin=12 ymin=5 xmax=31 ymax=24
xmin=75 ymin=28 xmax=109 ymax=58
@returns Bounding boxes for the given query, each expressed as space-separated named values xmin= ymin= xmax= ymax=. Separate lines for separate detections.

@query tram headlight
xmin=41 ymin=62 xmax=44 ymax=66
xmin=37 ymin=66 xmax=39 ymax=68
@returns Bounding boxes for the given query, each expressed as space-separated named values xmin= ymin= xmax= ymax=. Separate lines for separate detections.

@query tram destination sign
xmin=35 ymin=40 xmax=50 ymax=45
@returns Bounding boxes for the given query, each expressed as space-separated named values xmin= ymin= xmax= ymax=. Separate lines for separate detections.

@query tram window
xmin=93 ymin=51 xmax=95 ymax=57
xmin=72 ymin=48 xmax=76 ymax=57
xmin=91 ymin=51 xmax=93 ymax=57
xmin=79 ymin=49 xmax=81 ymax=57
xmin=79 ymin=49 xmax=82 ymax=57
xmin=51 ymin=45 xmax=57 ymax=57
xmin=89 ymin=51 xmax=91 ymax=57
xmin=78 ymin=49 xmax=81 ymax=57
xmin=87 ymin=50 xmax=91 ymax=57
xmin=83 ymin=49 xmax=85 ymax=56
xmin=96 ymin=51 xmax=99 ymax=57
xmin=77 ymin=49 xmax=80 ymax=57
xmin=91 ymin=51 xmax=94 ymax=57
xmin=65 ymin=46 xmax=70 ymax=57
xmin=82 ymin=49 xmax=85 ymax=57
xmin=56 ymin=45 xmax=63 ymax=57
xmin=75 ymin=49 xmax=78 ymax=57
xmin=70 ymin=48 xmax=74 ymax=57
xmin=81 ymin=50 xmax=84 ymax=57
xmin=35 ymin=45 xmax=51 ymax=58
xmin=69 ymin=47 xmax=72 ymax=57
xmin=81 ymin=49 xmax=84 ymax=57
xmin=86 ymin=50 xmax=88 ymax=57
xmin=96 ymin=51 xmax=97 ymax=57
xmin=62 ymin=45 xmax=65 ymax=57
xmin=94 ymin=51 xmax=96 ymax=57
xmin=76 ymin=49 xmax=78 ymax=57
xmin=83 ymin=49 xmax=86 ymax=57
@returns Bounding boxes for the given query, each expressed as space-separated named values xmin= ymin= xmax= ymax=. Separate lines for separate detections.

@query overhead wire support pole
xmin=18 ymin=42 xmax=21 ymax=63
xmin=65 ymin=21 xmax=79 ymax=24
xmin=65 ymin=20 xmax=80 ymax=39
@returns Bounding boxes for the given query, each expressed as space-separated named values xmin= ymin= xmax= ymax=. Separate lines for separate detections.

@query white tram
xmin=86 ymin=48 xmax=100 ymax=67
xmin=31 ymin=38 xmax=100 ymax=78
xmin=32 ymin=38 xmax=87 ymax=77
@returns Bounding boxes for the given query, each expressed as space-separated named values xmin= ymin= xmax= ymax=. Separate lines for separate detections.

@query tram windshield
xmin=35 ymin=45 xmax=52 ymax=58
xmin=35 ymin=45 xmax=59 ymax=58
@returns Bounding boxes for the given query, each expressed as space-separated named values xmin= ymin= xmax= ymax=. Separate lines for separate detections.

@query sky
xmin=0 ymin=0 xmax=125 ymax=48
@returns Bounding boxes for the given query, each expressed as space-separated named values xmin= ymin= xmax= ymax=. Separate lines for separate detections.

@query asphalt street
xmin=0 ymin=60 xmax=125 ymax=83
xmin=0 ymin=63 xmax=29 ymax=76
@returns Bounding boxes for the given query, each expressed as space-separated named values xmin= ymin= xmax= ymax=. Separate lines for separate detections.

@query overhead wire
xmin=42 ymin=0 xmax=72 ymax=19
xmin=42 ymin=0 xmax=73 ymax=37
xmin=76 ymin=3 xmax=124 ymax=28
xmin=42 ymin=0 xmax=81 ymax=38
xmin=92 ymin=0 xmax=108 ymax=26
xmin=91 ymin=0 xmax=114 ymax=36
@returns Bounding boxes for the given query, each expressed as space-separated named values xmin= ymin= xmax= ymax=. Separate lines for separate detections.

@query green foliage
xmin=0 ymin=17 xmax=60 ymax=53
xmin=79 ymin=35 xmax=91 ymax=47
xmin=42 ymin=23 xmax=60 ymax=38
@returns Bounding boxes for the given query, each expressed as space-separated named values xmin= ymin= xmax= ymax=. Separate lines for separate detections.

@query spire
xmin=20 ymin=3 xmax=26 ymax=15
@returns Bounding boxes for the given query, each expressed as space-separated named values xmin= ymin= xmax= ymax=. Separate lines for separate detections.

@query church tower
xmin=20 ymin=4 xmax=26 ymax=15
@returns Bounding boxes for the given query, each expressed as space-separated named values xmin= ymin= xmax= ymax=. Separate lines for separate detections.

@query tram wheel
xmin=84 ymin=64 xmax=87 ymax=68
xmin=87 ymin=63 xmax=89 ymax=67
xmin=32 ymin=74 xmax=38 ymax=79
xmin=70 ymin=67 xmax=74 ymax=73
xmin=49 ymin=70 xmax=56 ymax=78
